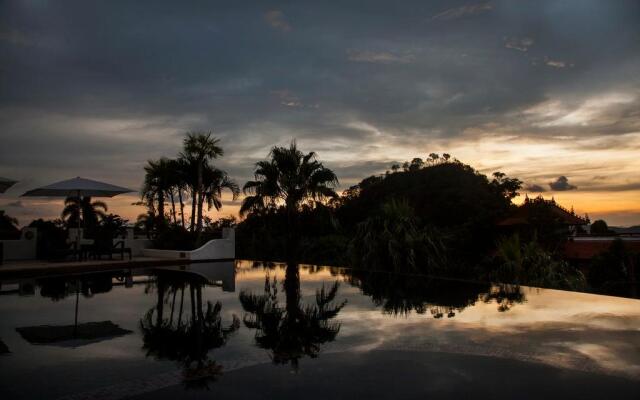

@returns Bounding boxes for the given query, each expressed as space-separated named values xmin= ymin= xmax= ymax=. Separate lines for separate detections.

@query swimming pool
xmin=1 ymin=260 xmax=639 ymax=399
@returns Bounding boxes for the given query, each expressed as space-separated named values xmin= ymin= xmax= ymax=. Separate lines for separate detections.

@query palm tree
xmin=142 ymin=158 xmax=174 ymax=222
xmin=181 ymin=132 xmax=224 ymax=233
xmin=202 ymin=166 xmax=240 ymax=217
xmin=61 ymin=196 xmax=107 ymax=232
xmin=240 ymin=141 xmax=338 ymax=253
xmin=176 ymin=155 xmax=200 ymax=231
xmin=239 ymin=263 xmax=346 ymax=370
xmin=168 ymin=158 xmax=189 ymax=228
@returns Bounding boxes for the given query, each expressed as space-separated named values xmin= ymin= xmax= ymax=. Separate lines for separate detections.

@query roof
xmin=564 ymin=238 xmax=640 ymax=260
xmin=498 ymin=196 xmax=588 ymax=226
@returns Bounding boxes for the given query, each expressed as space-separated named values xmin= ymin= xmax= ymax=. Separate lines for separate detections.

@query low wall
xmin=142 ymin=228 xmax=235 ymax=260
xmin=0 ymin=228 xmax=37 ymax=261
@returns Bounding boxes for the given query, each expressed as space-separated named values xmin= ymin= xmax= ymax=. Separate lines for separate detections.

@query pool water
xmin=0 ymin=260 xmax=639 ymax=399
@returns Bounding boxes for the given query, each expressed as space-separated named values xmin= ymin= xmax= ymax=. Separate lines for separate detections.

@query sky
xmin=1 ymin=0 xmax=639 ymax=226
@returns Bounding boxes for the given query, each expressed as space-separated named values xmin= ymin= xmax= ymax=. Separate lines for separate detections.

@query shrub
xmin=492 ymin=234 xmax=586 ymax=291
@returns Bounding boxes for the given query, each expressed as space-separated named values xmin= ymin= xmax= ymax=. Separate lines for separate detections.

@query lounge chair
xmin=89 ymin=234 xmax=132 ymax=261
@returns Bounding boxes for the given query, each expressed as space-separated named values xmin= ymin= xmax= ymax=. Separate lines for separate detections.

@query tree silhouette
xmin=0 ymin=210 xmax=20 ymax=239
xmin=181 ymin=132 xmax=224 ymax=233
xmin=142 ymin=157 xmax=174 ymax=222
xmin=61 ymin=196 xmax=107 ymax=232
xmin=202 ymin=165 xmax=240 ymax=217
xmin=240 ymin=141 xmax=338 ymax=257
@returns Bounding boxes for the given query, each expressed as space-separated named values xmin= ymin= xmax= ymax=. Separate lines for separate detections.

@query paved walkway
xmin=0 ymin=257 xmax=197 ymax=279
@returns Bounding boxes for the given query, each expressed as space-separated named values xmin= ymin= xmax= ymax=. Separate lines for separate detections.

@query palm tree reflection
xmin=239 ymin=263 xmax=346 ymax=370
xmin=140 ymin=273 xmax=239 ymax=389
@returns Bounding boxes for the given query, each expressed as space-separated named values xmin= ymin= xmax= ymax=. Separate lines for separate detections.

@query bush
xmin=28 ymin=219 xmax=68 ymax=259
xmin=153 ymin=225 xmax=197 ymax=250
xmin=490 ymin=234 xmax=586 ymax=291
xmin=349 ymin=199 xmax=446 ymax=273
xmin=588 ymin=239 xmax=639 ymax=294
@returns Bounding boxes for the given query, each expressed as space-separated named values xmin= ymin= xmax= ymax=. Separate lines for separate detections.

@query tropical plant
xmin=240 ymin=141 xmax=338 ymax=255
xmin=181 ymin=132 xmax=224 ymax=233
xmin=493 ymin=234 xmax=586 ymax=290
xmin=202 ymin=165 xmax=240 ymax=216
xmin=168 ymin=158 xmax=189 ymax=228
xmin=135 ymin=211 xmax=165 ymax=238
xmin=142 ymin=157 xmax=174 ymax=222
xmin=98 ymin=214 xmax=128 ymax=239
xmin=350 ymin=198 xmax=446 ymax=273
xmin=61 ymin=196 xmax=107 ymax=232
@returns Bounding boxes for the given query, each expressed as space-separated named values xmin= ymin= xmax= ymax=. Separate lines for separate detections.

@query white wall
xmin=142 ymin=228 xmax=235 ymax=260
xmin=0 ymin=227 xmax=37 ymax=261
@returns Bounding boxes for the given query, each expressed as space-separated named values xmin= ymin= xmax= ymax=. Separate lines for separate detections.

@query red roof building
xmin=498 ymin=195 xmax=589 ymax=228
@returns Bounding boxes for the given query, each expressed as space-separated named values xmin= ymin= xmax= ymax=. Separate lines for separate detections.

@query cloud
xmin=549 ymin=176 xmax=577 ymax=191
xmin=264 ymin=10 xmax=291 ymax=32
xmin=271 ymin=90 xmax=318 ymax=109
xmin=431 ymin=2 xmax=493 ymax=20
xmin=538 ymin=57 xmax=574 ymax=69
xmin=0 ymin=1 xmax=639 ymax=224
xmin=6 ymin=200 xmax=25 ymax=208
xmin=347 ymin=50 xmax=415 ymax=64
xmin=0 ymin=28 xmax=36 ymax=47
xmin=584 ymin=182 xmax=640 ymax=192
xmin=504 ymin=37 xmax=534 ymax=52
xmin=525 ymin=184 xmax=546 ymax=192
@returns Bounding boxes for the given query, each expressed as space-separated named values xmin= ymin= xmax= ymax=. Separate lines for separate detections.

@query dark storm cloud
xmin=0 ymin=0 xmax=639 ymax=200
xmin=431 ymin=2 xmax=494 ymax=21
xmin=549 ymin=176 xmax=577 ymax=191
xmin=525 ymin=184 xmax=546 ymax=192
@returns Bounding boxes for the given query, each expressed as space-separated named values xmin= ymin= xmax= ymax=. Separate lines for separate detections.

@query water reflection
xmin=239 ymin=262 xmax=346 ymax=370
xmin=344 ymin=269 xmax=526 ymax=317
xmin=140 ymin=272 xmax=239 ymax=389
xmin=17 ymin=273 xmax=132 ymax=346
xmin=480 ymin=283 xmax=526 ymax=312
xmin=38 ymin=272 xmax=115 ymax=301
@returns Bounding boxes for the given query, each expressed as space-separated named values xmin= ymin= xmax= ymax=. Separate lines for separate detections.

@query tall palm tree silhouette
xmin=142 ymin=157 xmax=174 ymax=222
xmin=239 ymin=262 xmax=346 ymax=370
xmin=181 ymin=132 xmax=224 ymax=233
xmin=240 ymin=141 xmax=338 ymax=257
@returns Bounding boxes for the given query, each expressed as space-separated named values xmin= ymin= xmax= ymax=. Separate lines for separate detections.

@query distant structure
xmin=497 ymin=195 xmax=589 ymax=236
xmin=497 ymin=195 xmax=640 ymax=263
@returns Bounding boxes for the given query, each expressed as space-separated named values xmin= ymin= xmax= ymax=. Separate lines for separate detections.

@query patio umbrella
xmin=0 ymin=177 xmax=17 ymax=193
xmin=21 ymin=177 xmax=134 ymax=256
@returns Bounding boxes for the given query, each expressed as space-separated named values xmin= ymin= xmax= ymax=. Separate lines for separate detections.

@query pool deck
xmin=0 ymin=257 xmax=220 ymax=280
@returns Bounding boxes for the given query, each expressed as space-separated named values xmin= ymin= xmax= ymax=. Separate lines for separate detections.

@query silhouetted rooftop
xmin=498 ymin=195 xmax=588 ymax=226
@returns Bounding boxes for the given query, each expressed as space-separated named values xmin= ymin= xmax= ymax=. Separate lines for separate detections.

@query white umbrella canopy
xmin=21 ymin=177 xmax=133 ymax=198
xmin=21 ymin=177 xmax=134 ymax=259
xmin=0 ymin=177 xmax=17 ymax=193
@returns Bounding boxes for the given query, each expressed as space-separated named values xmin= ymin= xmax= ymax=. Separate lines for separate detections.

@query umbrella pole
xmin=74 ymin=284 xmax=79 ymax=337
xmin=77 ymin=190 xmax=81 ymax=261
